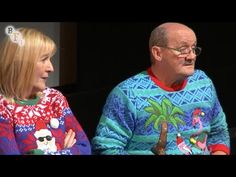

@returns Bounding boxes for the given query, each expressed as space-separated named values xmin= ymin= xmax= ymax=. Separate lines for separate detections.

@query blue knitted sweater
xmin=92 ymin=69 xmax=230 ymax=155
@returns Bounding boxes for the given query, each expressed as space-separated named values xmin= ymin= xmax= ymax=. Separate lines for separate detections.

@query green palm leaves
xmin=144 ymin=98 xmax=185 ymax=130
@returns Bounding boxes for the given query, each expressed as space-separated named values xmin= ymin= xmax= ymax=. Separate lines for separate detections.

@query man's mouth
xmin=183 ymin=60 xmax=194 ymax=66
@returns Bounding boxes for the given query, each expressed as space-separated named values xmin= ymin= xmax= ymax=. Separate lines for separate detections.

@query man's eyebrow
xmin=178 ymin=41 xmax=197 ymax=47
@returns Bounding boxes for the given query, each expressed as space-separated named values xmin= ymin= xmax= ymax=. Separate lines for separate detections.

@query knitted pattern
xmin=92 ymin=69 xmax=230 ymax=155
xmin=0 ymin=88 xmax=91 ymax=155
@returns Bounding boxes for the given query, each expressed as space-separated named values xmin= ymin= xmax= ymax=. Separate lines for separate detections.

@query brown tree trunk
xmin=152 ymin=121 xmax=168 ymax=155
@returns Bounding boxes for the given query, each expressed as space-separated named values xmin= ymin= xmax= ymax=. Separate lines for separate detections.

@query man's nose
xmin=187 ymin=49 xmax=197 ymax=59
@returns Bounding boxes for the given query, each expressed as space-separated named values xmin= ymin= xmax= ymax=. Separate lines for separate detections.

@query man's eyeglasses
xmin=156 ymin=45 xmax=202 ymax=57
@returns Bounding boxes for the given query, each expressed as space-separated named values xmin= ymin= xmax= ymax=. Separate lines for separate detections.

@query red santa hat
xmin=34 ymin=120 xmax=52 ymax=139
xmin=176 ymin=133 xmax=183 ymax=145
xmin=193 ymin=108 xmax=204 ymax=116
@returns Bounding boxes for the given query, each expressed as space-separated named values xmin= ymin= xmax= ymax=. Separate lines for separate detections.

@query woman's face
xmin=31 ymin=53 xmax=54 ymax=94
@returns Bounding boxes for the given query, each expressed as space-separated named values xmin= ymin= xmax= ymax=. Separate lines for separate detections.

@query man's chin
xmin=187 ymin=70 xmax=195 ymax=76
xmin=183 ymin=67 xmax=195 ymax=76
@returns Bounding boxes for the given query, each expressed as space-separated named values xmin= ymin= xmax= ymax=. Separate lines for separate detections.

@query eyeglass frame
xmin=38 ymin=135 xmax=53 ymax=142
xmin=155 ymin=45 xmax=202 ymax=57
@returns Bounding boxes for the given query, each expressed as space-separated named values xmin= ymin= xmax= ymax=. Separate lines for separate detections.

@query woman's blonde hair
xmin=0 ymin=28 xmax=56 ymax=100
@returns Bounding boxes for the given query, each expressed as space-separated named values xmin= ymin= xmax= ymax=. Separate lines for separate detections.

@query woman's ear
xmin=151 ymin=46 xmax=162 ymax=61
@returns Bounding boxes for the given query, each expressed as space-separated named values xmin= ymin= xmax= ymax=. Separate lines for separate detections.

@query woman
xmin=0 ymin=27 xmax=91 ymax=155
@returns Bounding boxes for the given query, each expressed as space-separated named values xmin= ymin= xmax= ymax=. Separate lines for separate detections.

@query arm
xmin=208 ymin=106 xmax=230 ymax=155
xmin=92 ymin=87 xmax=136 ymax=155
xmin=207 ymin=85 xmax=230 ymax=155
xmin=211 ymin=151 xmax=227 ymax=155
xmin=26 ymin=128 xmax=79 ymax=155
xmin=41 ymin=111 xmax=91 ymax=155
xmin=62 ymin=109 xmax=91 ymax=155
xmin=45 ymin=97 xmax=91 ymax=155
xmin=30 ymin=89 xmax=91 ymax=155
xmin=0 ymin=117 xmax=21 ymax=155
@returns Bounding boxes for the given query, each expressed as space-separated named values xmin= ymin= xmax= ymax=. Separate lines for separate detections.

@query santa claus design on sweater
xmin=34 ymin=120 xmax=57 ymax=152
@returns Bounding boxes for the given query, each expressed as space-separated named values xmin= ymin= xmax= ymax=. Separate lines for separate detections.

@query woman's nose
xmin=47 ymin=60 xmax=54 ymax=72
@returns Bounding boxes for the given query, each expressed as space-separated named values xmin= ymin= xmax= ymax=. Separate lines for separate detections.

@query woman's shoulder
xmin=0 ymin=94 xmax=13 ymax=120
xmin=0 ymin=94 xmax=11 ymax=107
xmin=43 ymin=87 xmax=64 ymax=97
xmin=41 ymin=87 xmax=67 ymax=103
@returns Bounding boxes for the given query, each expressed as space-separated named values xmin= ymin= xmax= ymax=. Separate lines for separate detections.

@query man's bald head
xmin=149 ymin=22 xmax=195 ymax=49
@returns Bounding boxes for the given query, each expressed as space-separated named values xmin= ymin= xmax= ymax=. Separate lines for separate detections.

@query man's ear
xmin=151 ymin=46 xmax=162 ymax=61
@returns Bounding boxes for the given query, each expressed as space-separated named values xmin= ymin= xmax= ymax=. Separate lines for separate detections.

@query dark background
xmin=3 ymin=3 xmax=235 ymax=167
xmin=56 ymin=22 xmax=236 ymax=153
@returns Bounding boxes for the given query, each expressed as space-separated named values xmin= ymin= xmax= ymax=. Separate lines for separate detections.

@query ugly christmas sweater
xmin=0 ymin=88 xmax=91 ymax=155
xmin=92 ymin=69 xmax=230 ymax=155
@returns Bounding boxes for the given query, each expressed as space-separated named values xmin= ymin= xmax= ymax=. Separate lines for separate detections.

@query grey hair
xmin=149 ymin=26 xmax=168 ymax=49
xmin=149 ymin=26 xmax=168 ymax=64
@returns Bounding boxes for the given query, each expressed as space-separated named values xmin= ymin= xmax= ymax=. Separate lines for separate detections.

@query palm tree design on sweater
xmin=144 ymin=98 xmax=185 ymax=155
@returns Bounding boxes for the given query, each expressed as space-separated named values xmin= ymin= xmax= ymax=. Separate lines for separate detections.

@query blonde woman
xmin=0 ymin=27 xmax=91 ymax=155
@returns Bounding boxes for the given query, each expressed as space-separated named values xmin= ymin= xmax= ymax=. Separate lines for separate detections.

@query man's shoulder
xmin=194 ymin=69 xmax=206 ymax=75
xmin=187 ymin=69 xmax=214 ymax=86
xmin=191 ymin=69 xmax=209 ymax=79
xmin=107 ymin=70 xmax=148 ymax=96
xmin=117 ymin=70 xmax=148 ymax=89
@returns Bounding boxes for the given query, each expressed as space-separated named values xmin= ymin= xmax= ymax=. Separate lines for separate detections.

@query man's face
xmin=162 ymin=28 xmax=198 ymax=78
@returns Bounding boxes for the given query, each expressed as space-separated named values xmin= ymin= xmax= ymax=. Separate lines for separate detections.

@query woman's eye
xmin=41 ymin=57 xmax=48 ymax=62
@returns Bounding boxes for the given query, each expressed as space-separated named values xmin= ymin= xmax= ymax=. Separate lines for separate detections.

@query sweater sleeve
xmin=63 ymin=109 xmax=91 ymax=155
xmin=207 ymin=84 xmax=230 ymax=154
xmin=45 ymin=113 xmax=91 ymax=155
xmin=0 ymin=116 xmax=21 ymax=155
xmin=92 ymin=87 xmax=136 ymax=155
xmin=44 ymin=93 xmax=91 ymax=155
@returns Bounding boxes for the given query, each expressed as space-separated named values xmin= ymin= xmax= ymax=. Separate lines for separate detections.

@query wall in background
xmin=0 ymin=22 xmax=60 ymax=87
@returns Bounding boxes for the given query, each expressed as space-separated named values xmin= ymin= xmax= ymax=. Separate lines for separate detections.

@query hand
xmin=64 ymin=129 xmax=77 ymax=148
xmin=211 ymin=151 xmax=227 ymax=155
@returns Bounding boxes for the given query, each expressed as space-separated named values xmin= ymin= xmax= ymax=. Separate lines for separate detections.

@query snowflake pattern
xmin=0 ymin=88 xmax=91 ymax=155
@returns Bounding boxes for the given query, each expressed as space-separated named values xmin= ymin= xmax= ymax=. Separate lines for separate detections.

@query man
xmin=92 ymin=22 xmax=230 ymax=155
